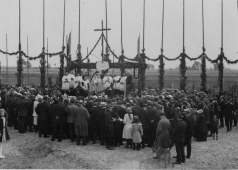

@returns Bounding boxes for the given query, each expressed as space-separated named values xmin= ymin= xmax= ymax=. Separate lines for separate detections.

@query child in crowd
xmin=211 ymin=115 xmax=219 ymax=140
xmin=0 ymin=109 xmax=10 ymax=159
xmin=131 ymin=116 xmax=143 ymax=151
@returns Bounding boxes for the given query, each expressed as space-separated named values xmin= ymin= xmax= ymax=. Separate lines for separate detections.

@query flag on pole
xmin=67 ymin=32 xmax=71 ymax=56
xmin=137 ymin=34 xmax=140 ymax=59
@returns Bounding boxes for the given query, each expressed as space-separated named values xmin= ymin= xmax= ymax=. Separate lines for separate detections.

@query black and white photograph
xmin=0 ymin=0 xmax=238 ymax=169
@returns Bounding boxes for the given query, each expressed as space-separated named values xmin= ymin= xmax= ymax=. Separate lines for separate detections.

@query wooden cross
xmin=94 ymin=21 xmax=111 ymax=61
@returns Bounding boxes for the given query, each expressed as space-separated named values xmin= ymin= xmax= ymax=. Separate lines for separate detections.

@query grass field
xmin=0 ymin=67 xmax=237 ymax=92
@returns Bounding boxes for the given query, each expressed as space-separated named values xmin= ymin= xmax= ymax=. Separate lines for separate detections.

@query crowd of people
xmin=0 ymin=70 xmax=237 ymax=165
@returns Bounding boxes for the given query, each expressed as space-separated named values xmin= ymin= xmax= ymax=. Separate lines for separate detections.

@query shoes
xmin=208 ymin=134 xmax=212 ymax=137
xmin=58 ymin=139 xmax=62 ymax=142
xmin=153 ymin=156 xmax=157 ymax=159
xmin=173 ymin=162 xmax=181 ymax=164
xmin=0 ymin=155 xmax=5 ymax=159
xmin=44 ymin=136 xmax=49 ymax=138
xmin=173 ymin=156 xmax=177 ymax=158
xmin=51 ymin=138 xmax=55 ymax=141
xmin=106 ymin=146 xmax=114 ymax=150
xmin=182 ymin=160 xmax=185 ymax=163
xmin=186 ymin=156 xmax=190 ymax=159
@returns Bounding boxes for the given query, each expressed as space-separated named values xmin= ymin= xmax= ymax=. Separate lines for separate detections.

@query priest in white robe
xmin=62 ymin=72 xmax=69 ymax=90
xmin=103 ymin=73 xmax=113 ymax=97
xmin=119 ymin=73 xmax=127 ymax=96
xmin=67 ymin=71 xmax=75 ymax=89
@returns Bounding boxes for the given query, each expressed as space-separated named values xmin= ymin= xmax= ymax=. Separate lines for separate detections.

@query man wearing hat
xmin=35 ymin=96 xmax=51 ymax=138
xmin=74 ymin=100 xmax=90 ymax=145
xmin=152 ymin=111 xmax=171 ymax=159
xmin=67 ymin=97 xmax=77 ymax=142
xmin=88 ymin=102 xmax=100 ymax=144
xmin=183 ymin=109 xmax=195 ymax=159
xmin=98 ymin=102 xmax=107 ymax=145
xmin=16 ymin=95 xmax=31 ymax=134
xmin=173 ymin=112 xmax=187 ymax=164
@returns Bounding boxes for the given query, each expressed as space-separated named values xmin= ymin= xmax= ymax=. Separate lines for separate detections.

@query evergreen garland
xmin=179 ymin=54 xmax=187 ymax=91
xmin=200 ymin=55 xmax=207 ymax=92
xmin=59 ymin=53 xmax=65 ymax=86
xmin=218 ymin=53 xmax=224 ymax=93
xmin=40 ymin=53 xmax=46 ymax=88
xmin=158 ymin=55 xmax=165 ymax=91
xmin=17 ymin=54 xmax=23 ymax=86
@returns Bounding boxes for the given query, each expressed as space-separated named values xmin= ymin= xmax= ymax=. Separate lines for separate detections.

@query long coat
xmin=35 ymin=101 xmax=51 ymax=121
xmin=153 ymin=118 xmax=171 ymax=149
xmin=184 ymin=114 xmax=195 ymax=138
xmin=88 ymin=107 xmax=100 ymax=132
xmin=174 ymin=119 xmax=187 ymax=143
xmin=131 ymin=123 xmax=143 ymax=143
xmin=75 ymin=106 xmax=90 ymax=136
xmin=137 ymin=108 xmax=150 ymax=130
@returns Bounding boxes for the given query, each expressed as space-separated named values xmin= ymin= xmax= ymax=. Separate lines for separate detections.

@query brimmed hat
xmin=158 ymin=111 xmax=165 ymax=117
xmin=126 ymin=107 xmax=132 ymax=113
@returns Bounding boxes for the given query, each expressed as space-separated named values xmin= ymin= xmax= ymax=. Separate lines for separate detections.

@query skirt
xmin=33 ymin=116 xmax=38 ymax=126
xmin=122 ymin=124 xmax=132 ymax=139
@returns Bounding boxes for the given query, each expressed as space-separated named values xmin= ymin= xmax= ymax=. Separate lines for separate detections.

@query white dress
xmin=33 ymin=101 xmax=39 ymax=125
xmin=122 ymin=114 xmax=133 ymax=139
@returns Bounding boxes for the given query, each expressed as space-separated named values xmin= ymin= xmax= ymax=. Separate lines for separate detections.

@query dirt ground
xmin=0 ymin=127 xmax=238 ymax=169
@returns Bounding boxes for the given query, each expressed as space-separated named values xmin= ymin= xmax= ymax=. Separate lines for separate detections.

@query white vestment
xmin=103 ymin=76 xmax=113 ymax=90
xmin=62 ymin=76 xmax=69 ymax=90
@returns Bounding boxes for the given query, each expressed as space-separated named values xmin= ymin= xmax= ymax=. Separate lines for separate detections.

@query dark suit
xmin=16 ymin=99 xmax=30 ymax=133
xmin=184 ymin=114 xmax=195 ymax=158
xmin=147 ymin=107 xmax=157 ymax=147
xmin=174 ymin=119 xmax=187 ymax=163
xmin=137 ymin=108 xmax=150 ymax=148
xmin=224 ymin=102 xmax=234 ymax=131
xmin=88 ymin=107 xmax=100 ymax=143
xmin=51 ymin=102 xmax=68 ymax=141
xmin=35 ymin=101 xmax=51 ymax=137
xmin=98 ymin=107 xmax=106 ymax=145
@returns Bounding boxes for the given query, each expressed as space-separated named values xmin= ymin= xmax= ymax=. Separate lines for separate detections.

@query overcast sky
xmin=0 ymin=0 xmax=238 ymax=69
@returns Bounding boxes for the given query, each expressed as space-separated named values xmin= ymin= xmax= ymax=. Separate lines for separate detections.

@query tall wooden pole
xmin=105 ymin=0 xmax=108 ymax=54
xmin=77 ymin=0 xmax=81 ymax=73
xmin=18 ymin=0 xmax=23 ymax=86
xmin=47 ymin=38 xmax=49 ymax=85
xmin=41 ymin=0 xmax=46 ymax=88
xmin=142 ymin=0 xmax=145 ymax=53
xmin=202 ymin=0 xmax=205 ymax=51
xmin=6 ymin=34 xmax=8 ymax=84
xmin=183 ymin=0 xmax=185 ymax=53
xmin=120 ymin=0 xmax=123 ymax=54
xmin=27 ymin=36 xmax=29 ymax=86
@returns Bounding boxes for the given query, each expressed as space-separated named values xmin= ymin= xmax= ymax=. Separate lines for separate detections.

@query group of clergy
xmin=61 ymin=71 xmax=131 ymax=97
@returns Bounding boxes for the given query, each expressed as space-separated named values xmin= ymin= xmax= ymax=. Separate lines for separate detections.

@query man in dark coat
xmin=126 ymin=71 xmax=133 ymax=96
xmin=183 ymin=109 xmax=195 ymax=159
xmin=147 ymin=102 xmax=157 ymax=147
xmin=16 ymin=96 xmax=31 ymax=133
xmin=67 ymin=97 xmax=77 ymax=142
xmin=219 ymin=98 xmax=226 ymax=128
xmin=98 ymin=103 xmax=106 ymax=145
xmin=233 ymin=99 xmax=238 ymax=127
xmin=173 ymin=113 xmax=187 ymax=164
xmin=88 ymin=102 xmax=100 ymax=144
xmin=35 ymin=97 xmax=51 ymax=138
xmin=51 ymin=97 xmax=68 ymax=142
xmin=137 ymin=102 xmax=150 ymax=148
xmin=104 ymin=106 xmax=116 ymax=150
xmin=224 ymin=99 xmax=234 ymax=132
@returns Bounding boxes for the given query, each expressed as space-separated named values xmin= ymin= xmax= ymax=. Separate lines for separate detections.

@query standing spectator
xmin=122 ymin=107 xmax=133 ymax=148
xmin=211 ymin=115 xmax=219 ymax=140
xmin=105 ymin=107 xmax=116 ymax=150
xmin=74 ymin=100 xmax=90 ymax=146
xmin=131 ymin=116 xmax=143 ymax=151
xmin=224 ymin=99 xmax=234 ymax=132
xmin=173 ymin=113 xmax=187 ymax=164
xmin=67 ymin=98 xmax=77 ymax=142
xmin=35 ymin=97 xmax=51 ymax=138
xmin=16 ymin=96 xmax=31 ymax=134
xmin=233 ymin=99 xmax=238 ymax=127
xmin=88 ymin=102 xmax=100 ymax=144
xmin=51 ymin=97 xmax=68 ymax=142
xmin=183 ymin=109 xmax=195 ymax=159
